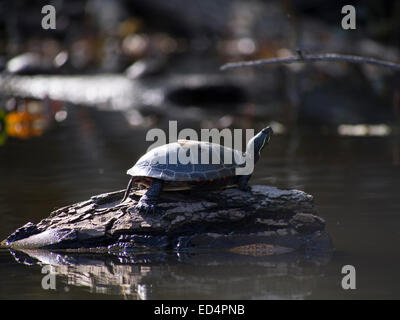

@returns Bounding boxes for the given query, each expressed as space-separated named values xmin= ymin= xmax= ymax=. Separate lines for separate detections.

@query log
xmin=1 ymin=185 xmax=332 ymax=255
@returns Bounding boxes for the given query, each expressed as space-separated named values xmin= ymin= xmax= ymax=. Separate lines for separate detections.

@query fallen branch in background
xmin=220 ymin=51 xmax=400 ymax=72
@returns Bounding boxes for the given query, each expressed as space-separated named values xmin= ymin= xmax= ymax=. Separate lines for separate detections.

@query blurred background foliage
xmin=0 ymin=0 xmax=399 ymax=137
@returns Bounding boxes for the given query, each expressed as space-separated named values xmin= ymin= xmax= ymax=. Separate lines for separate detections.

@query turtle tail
xmin=121 ymin=177 xmax=135 ymax=203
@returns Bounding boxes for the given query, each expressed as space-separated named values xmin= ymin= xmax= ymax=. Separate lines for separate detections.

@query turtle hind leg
xmin=121 ymin=177 xmax=135 ymax=203
xmin=237 ymin=174 xmax=251 ymax=192
xmin=136 ymin=179 xmax=163 ymax=214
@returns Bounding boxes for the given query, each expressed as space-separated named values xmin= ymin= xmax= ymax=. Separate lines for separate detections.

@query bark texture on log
xmin=2 ymin=185 xmax=332 ymax=255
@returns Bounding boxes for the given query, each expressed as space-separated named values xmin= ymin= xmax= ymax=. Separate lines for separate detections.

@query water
xmin=0 ymin=104 xmax=400 ymax=299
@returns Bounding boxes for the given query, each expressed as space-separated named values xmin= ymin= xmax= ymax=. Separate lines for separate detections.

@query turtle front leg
xmin=237 ymin=175 xmax=251 ymax=192
xmin=136 ymin=179 xmax=163 ymax=214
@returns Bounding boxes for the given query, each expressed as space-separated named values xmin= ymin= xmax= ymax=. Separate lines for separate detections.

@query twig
xmin=220 ymin=52 xmax=400 ymax=72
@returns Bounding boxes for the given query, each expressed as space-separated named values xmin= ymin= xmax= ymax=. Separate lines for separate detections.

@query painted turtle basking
xmin=122 ymin=126 xmax=273 ymax=213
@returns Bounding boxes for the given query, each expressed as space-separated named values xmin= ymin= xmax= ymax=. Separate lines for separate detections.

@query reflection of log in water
xmin=10 ymin=248 xmax=331 ymax=299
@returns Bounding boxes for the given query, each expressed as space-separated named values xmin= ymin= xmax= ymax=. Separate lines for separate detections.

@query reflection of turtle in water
xmin=122 ymin=126 xmax=273 ymax=213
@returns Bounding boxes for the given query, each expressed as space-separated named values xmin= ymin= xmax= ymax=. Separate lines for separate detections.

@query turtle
xmin=121 ymin=126 xmax=273 ymax=213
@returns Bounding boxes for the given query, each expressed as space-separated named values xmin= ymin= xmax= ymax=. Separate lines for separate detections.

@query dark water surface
xmin=0 ymin=105 xmax=399 ymax=299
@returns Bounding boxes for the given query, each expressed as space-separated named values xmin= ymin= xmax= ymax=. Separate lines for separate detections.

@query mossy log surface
xmin=2 ymin=185 xmax=332 ymax=255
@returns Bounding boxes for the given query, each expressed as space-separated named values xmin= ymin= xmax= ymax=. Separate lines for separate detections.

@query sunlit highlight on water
xmin=337 ymin=124 xmax=391 ymax=136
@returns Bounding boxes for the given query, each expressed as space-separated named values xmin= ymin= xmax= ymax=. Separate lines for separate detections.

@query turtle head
xmin=246 ymin=126 xmax=273 ymax=162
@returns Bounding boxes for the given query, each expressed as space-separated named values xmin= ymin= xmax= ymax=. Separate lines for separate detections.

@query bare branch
xmin=220 ymin=52 xmax=400 ymax=72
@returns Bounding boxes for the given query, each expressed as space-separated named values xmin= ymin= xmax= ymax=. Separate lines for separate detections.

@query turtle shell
xmin=127 ymin=140 xmax=246 ymax=182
